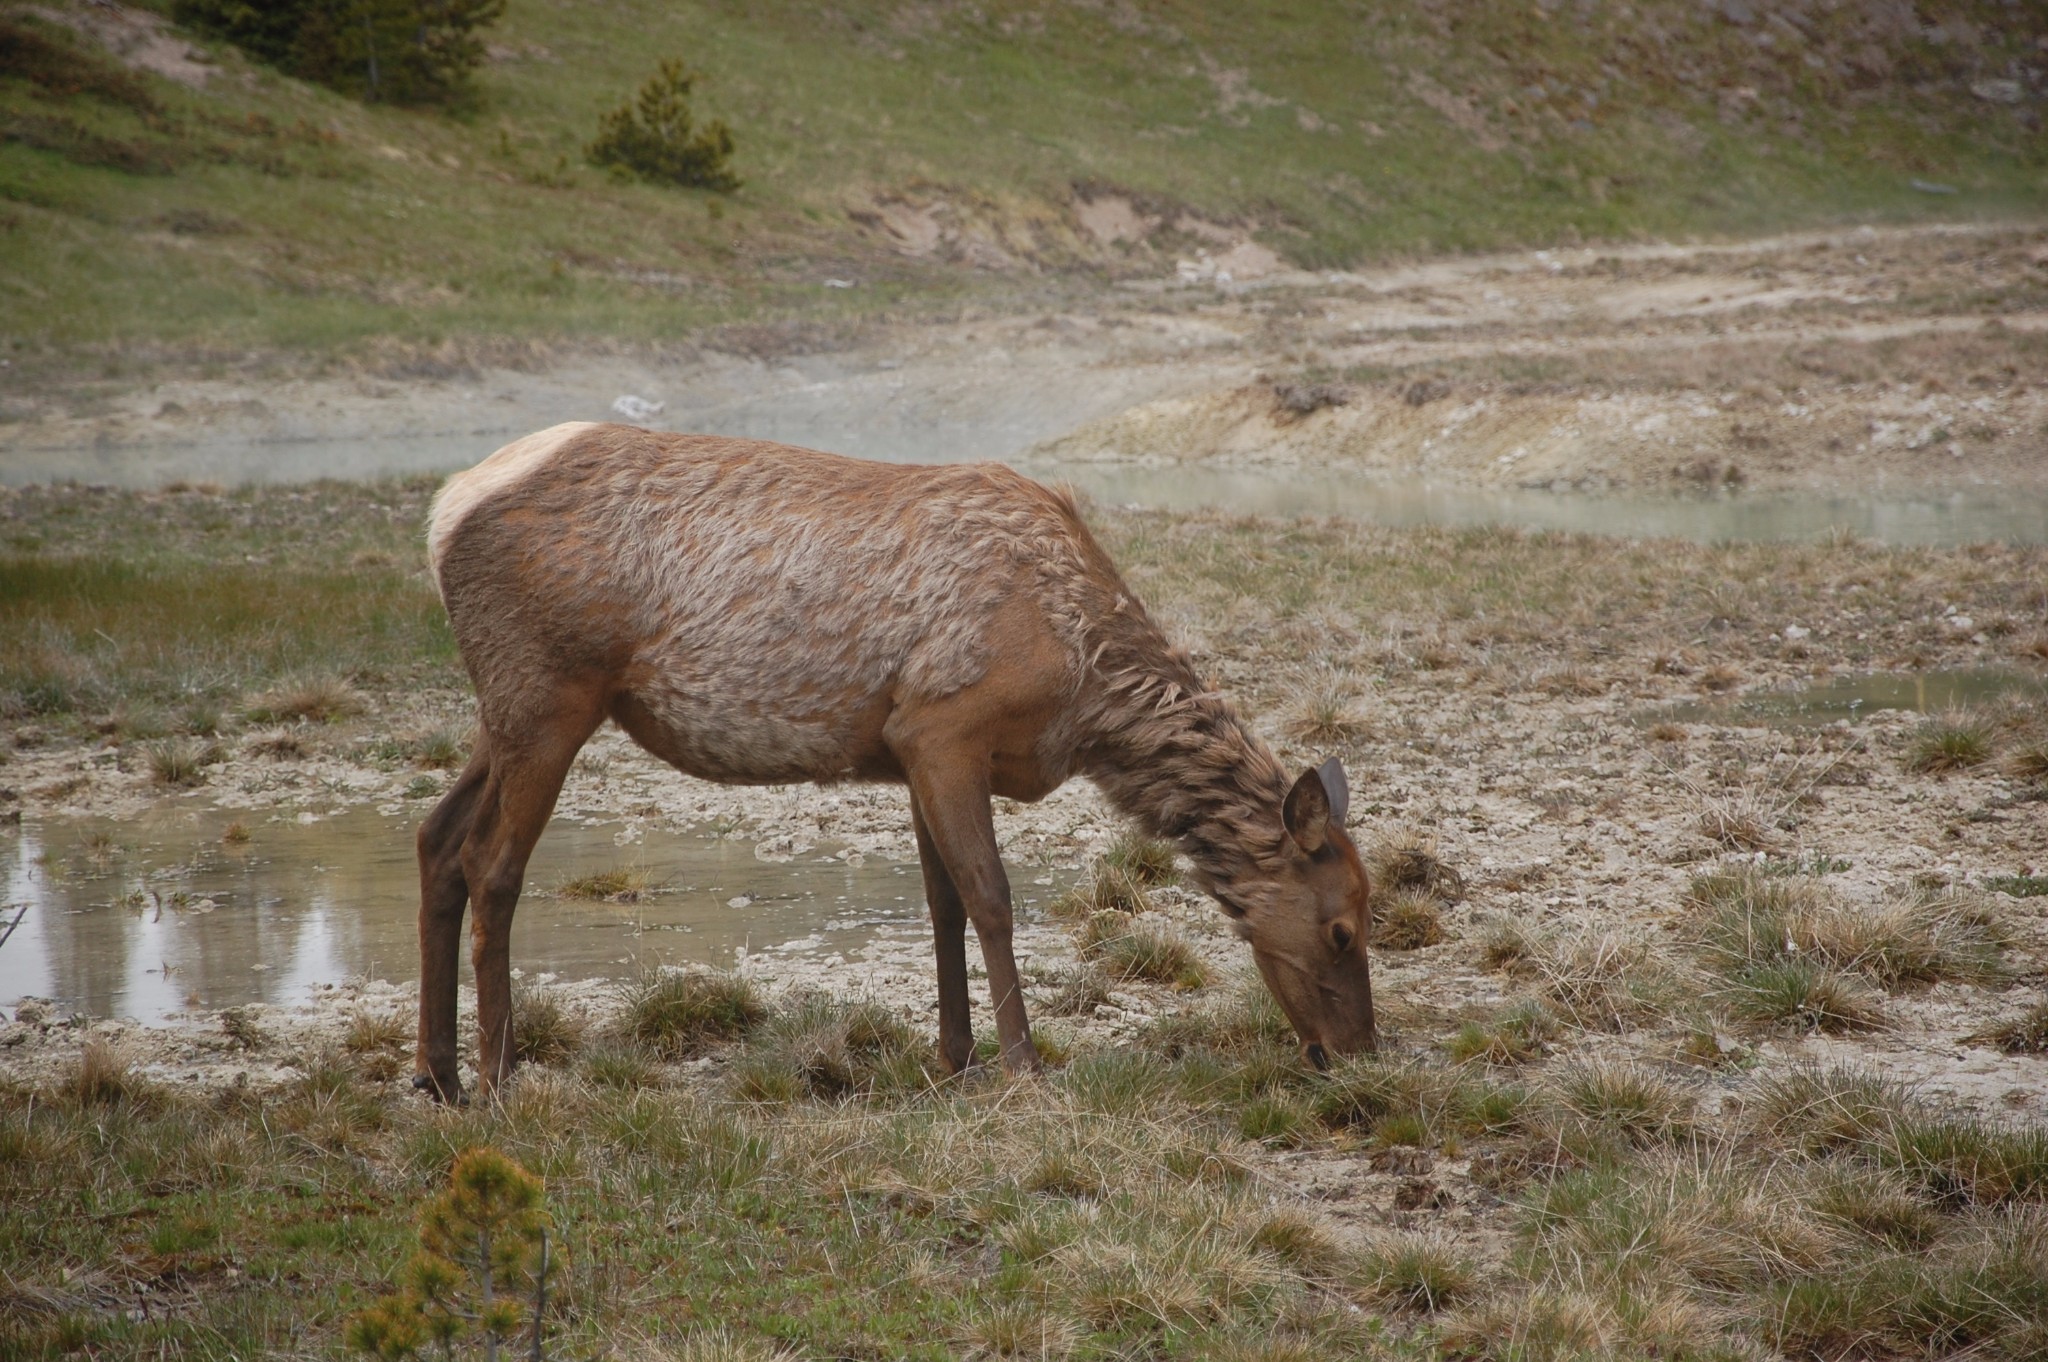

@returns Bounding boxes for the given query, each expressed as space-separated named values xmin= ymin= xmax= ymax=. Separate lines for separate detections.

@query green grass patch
xmin=0 ymin=481 xmax=459 ymax=728
xmin=1445 ymin=1000 xmax=1558 ymax=1067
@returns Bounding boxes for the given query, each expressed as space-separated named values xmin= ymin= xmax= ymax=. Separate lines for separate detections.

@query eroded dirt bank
xmin=6 ymin=221 xmax=2045 ymax=495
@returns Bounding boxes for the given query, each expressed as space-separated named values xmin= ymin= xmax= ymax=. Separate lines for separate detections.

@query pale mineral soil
xmin=5 ymin=515 xmax=2046 ymax=1271
xmin=7 ymin=219 xmax=2046 ymax=495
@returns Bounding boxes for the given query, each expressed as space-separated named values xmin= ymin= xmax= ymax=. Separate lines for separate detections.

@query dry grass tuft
xmin=63 ymin=1040 xmax=149 ymax=1107
xmin=408 ymin=725 xmax=469 ymax=770
xmin=728 ymin=996 xmax=928 ymax=1102
xmin=1876 ymin=1111 xmax=2048 ymax=1207
xmin=1078 ymin=913 xmax=1210 ymax=989
xmin=581 ymin=1043 xmax=660 ymax=1090
xmin=146 ymin=737 xmax=222 ymax=786
xmin=1689 ymin=868 xmax=2007 ymax=991
xmin=1905 ymin=709 xmax=1993 ymax=773
xmin=1542 ymin=1057 xmax=1701 ymax=1146
xmin=1723 ymin=958 xmax=1886 ymax=1033
xmin=1475 ymin=915 xmax=1538 ymax=971
xmin=1279 ymin=665 xmax=1371 ymax=746
xmin=1522 ymin=1152 xmax=1845 ymax=1303
xmin=1047 ymin=864 xmax=1152 ymax=920
xmin=246 ymin=727 xmax=306 ymax=760
xmin=1368 ymin=833 xmax=1467 ymax=904
xmin=1355 ymin=1229 xmax=1476 ymax=1311
xmin=1037 ymin=963 xmax=1115 ymax=1018
xmin=1244 ymin=1204 xmax=1345 ymax=1277
xmin=1144 ymin=976 xmax=1295 ymax=1057
xmin=341 ymin=1009 xmax=407 ymax=1056
xmin=1746 ymin=1064 xmax=1914 ymax=1153
xmin=1437 ymin=1291 xmax=1620 ymax=1362
xmin=512 ymin=985 xmax=586 ymax=1065
xmin=1371 ymin=889 xmax=1446 ymax=950
xmin=1979 ymin=999 xmax=2048 ymax=1054
xmin=1102 ymin=829 xmax=1178 ymax=886
xmin=555 ymin=865 xmax=664 ymax=901
xmin=1312 ymin=1054 xmax=1519 ymax=1144
xmin=1236 ymin=1091 xmax=1321 ymax=1149
xmin=656 ymin=1326 xmax=804 ymax=1362
xmin=247 ymin=676 xmax=367 ymax=725
xmin=219 ymin=1006 xmax=267 ymax=1050
xmin=1759 ymin=1211 xmax=2048 ymax=1360
xmin=1694 ymin=787 xmax=1779 ymax=851
xmin=1803 ymin=1163 xmax=1944 ymax=1250
xmin=956 ymin=1300 xmax=1085 ymax=1359
xmin=619 ymin=969 xmax=766 ymax=1059
xmin=2003 ymin=736 xmax=2048 ymax=783
xmin=1509 ymin=928 xmax=1689 ymax=1031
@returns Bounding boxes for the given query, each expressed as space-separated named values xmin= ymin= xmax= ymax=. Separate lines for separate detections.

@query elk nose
xmin=1304 ymin=1042 xmax=1330 ymax=1072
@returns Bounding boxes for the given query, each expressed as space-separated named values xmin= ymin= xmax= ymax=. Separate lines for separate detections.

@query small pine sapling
xmin=348 ymin=1147 xmax=555 ymax=1361
xmin=587 ymin=59 xmax=740 ymax=191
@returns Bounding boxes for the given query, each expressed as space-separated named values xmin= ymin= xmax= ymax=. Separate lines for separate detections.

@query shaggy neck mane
xmin=1078 ymin=618 xmax=1292 ymax=907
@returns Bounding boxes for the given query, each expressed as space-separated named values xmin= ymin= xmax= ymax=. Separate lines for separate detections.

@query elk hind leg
xmin=415 ymin=745 xmax=491 ymax=1103
xmin=461 ymin=695 xmax=604 ymax=1096
xmin=911 ymin=794 xmax=975 ymax=1074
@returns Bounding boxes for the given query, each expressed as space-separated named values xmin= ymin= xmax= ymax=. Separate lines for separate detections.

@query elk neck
xmin=1075 ymin=617 xmax=1294 ymax=911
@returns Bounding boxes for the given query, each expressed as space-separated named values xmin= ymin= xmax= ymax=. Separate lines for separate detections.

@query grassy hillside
xmin=1 ymin=0 xmax=2043 ymax=366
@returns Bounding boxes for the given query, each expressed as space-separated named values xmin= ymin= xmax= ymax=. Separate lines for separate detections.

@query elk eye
xmin=1330 ymin=922 xmax=1354 ymax=953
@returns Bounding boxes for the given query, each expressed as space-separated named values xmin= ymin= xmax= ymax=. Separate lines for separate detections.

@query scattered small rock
xmin=611 ymin=395 xmax=666 ymax=422
xmin=1392 ymin=1176 xmax=1452 ymax=1211
xmin=1370 ymin=1146 xmax=1435 ymax=1176
xmin=1271 ymin=382 xmax=1351 ymax=420
xmin=1401 ymin=376 xmax=1452 ymax=406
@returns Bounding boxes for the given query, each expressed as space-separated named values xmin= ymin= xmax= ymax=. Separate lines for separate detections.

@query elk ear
xmin=1318 ymin=756 xmax=1350 ymax=826
xmin=1283 ymin=766 xmax=1331 ymax=854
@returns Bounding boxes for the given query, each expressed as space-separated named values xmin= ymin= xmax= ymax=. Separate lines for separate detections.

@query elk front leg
xmin=906 ymin=765 xmax=1039 ymax=1076
xmin=910 ymin=793 xmax=975 ymax=1074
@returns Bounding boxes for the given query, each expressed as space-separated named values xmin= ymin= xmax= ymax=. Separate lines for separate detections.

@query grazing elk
xmin=416 ymin=422 xmax=1374 ymax=1102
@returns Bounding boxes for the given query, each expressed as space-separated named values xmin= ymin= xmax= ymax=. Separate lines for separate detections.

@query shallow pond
xmin=8 ymin=434 xmax=2045 ymax=547
xmin=1044 ymin=463 xmax=2048 ymax=548
xmin=0 ymin=804 xmax=1045 ymax=1025
xmin=1649 ymin=668 xmax=2045 ymax=728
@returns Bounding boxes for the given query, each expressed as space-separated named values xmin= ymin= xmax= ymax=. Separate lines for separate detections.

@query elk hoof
xmin=412 ymin=1071 xmax=466 ymax=1106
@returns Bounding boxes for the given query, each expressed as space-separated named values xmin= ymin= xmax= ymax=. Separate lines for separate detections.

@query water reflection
xmin=0 ymin=805 xmax=992 ymax=1023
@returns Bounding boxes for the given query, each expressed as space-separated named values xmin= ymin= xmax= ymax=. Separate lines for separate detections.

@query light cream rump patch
xmin=427 ymin=422 xmax=599 ymax=593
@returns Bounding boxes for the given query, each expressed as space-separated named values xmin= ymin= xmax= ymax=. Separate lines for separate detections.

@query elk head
xmin=1233 ymin=757 xmax=1376 ymax=1068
